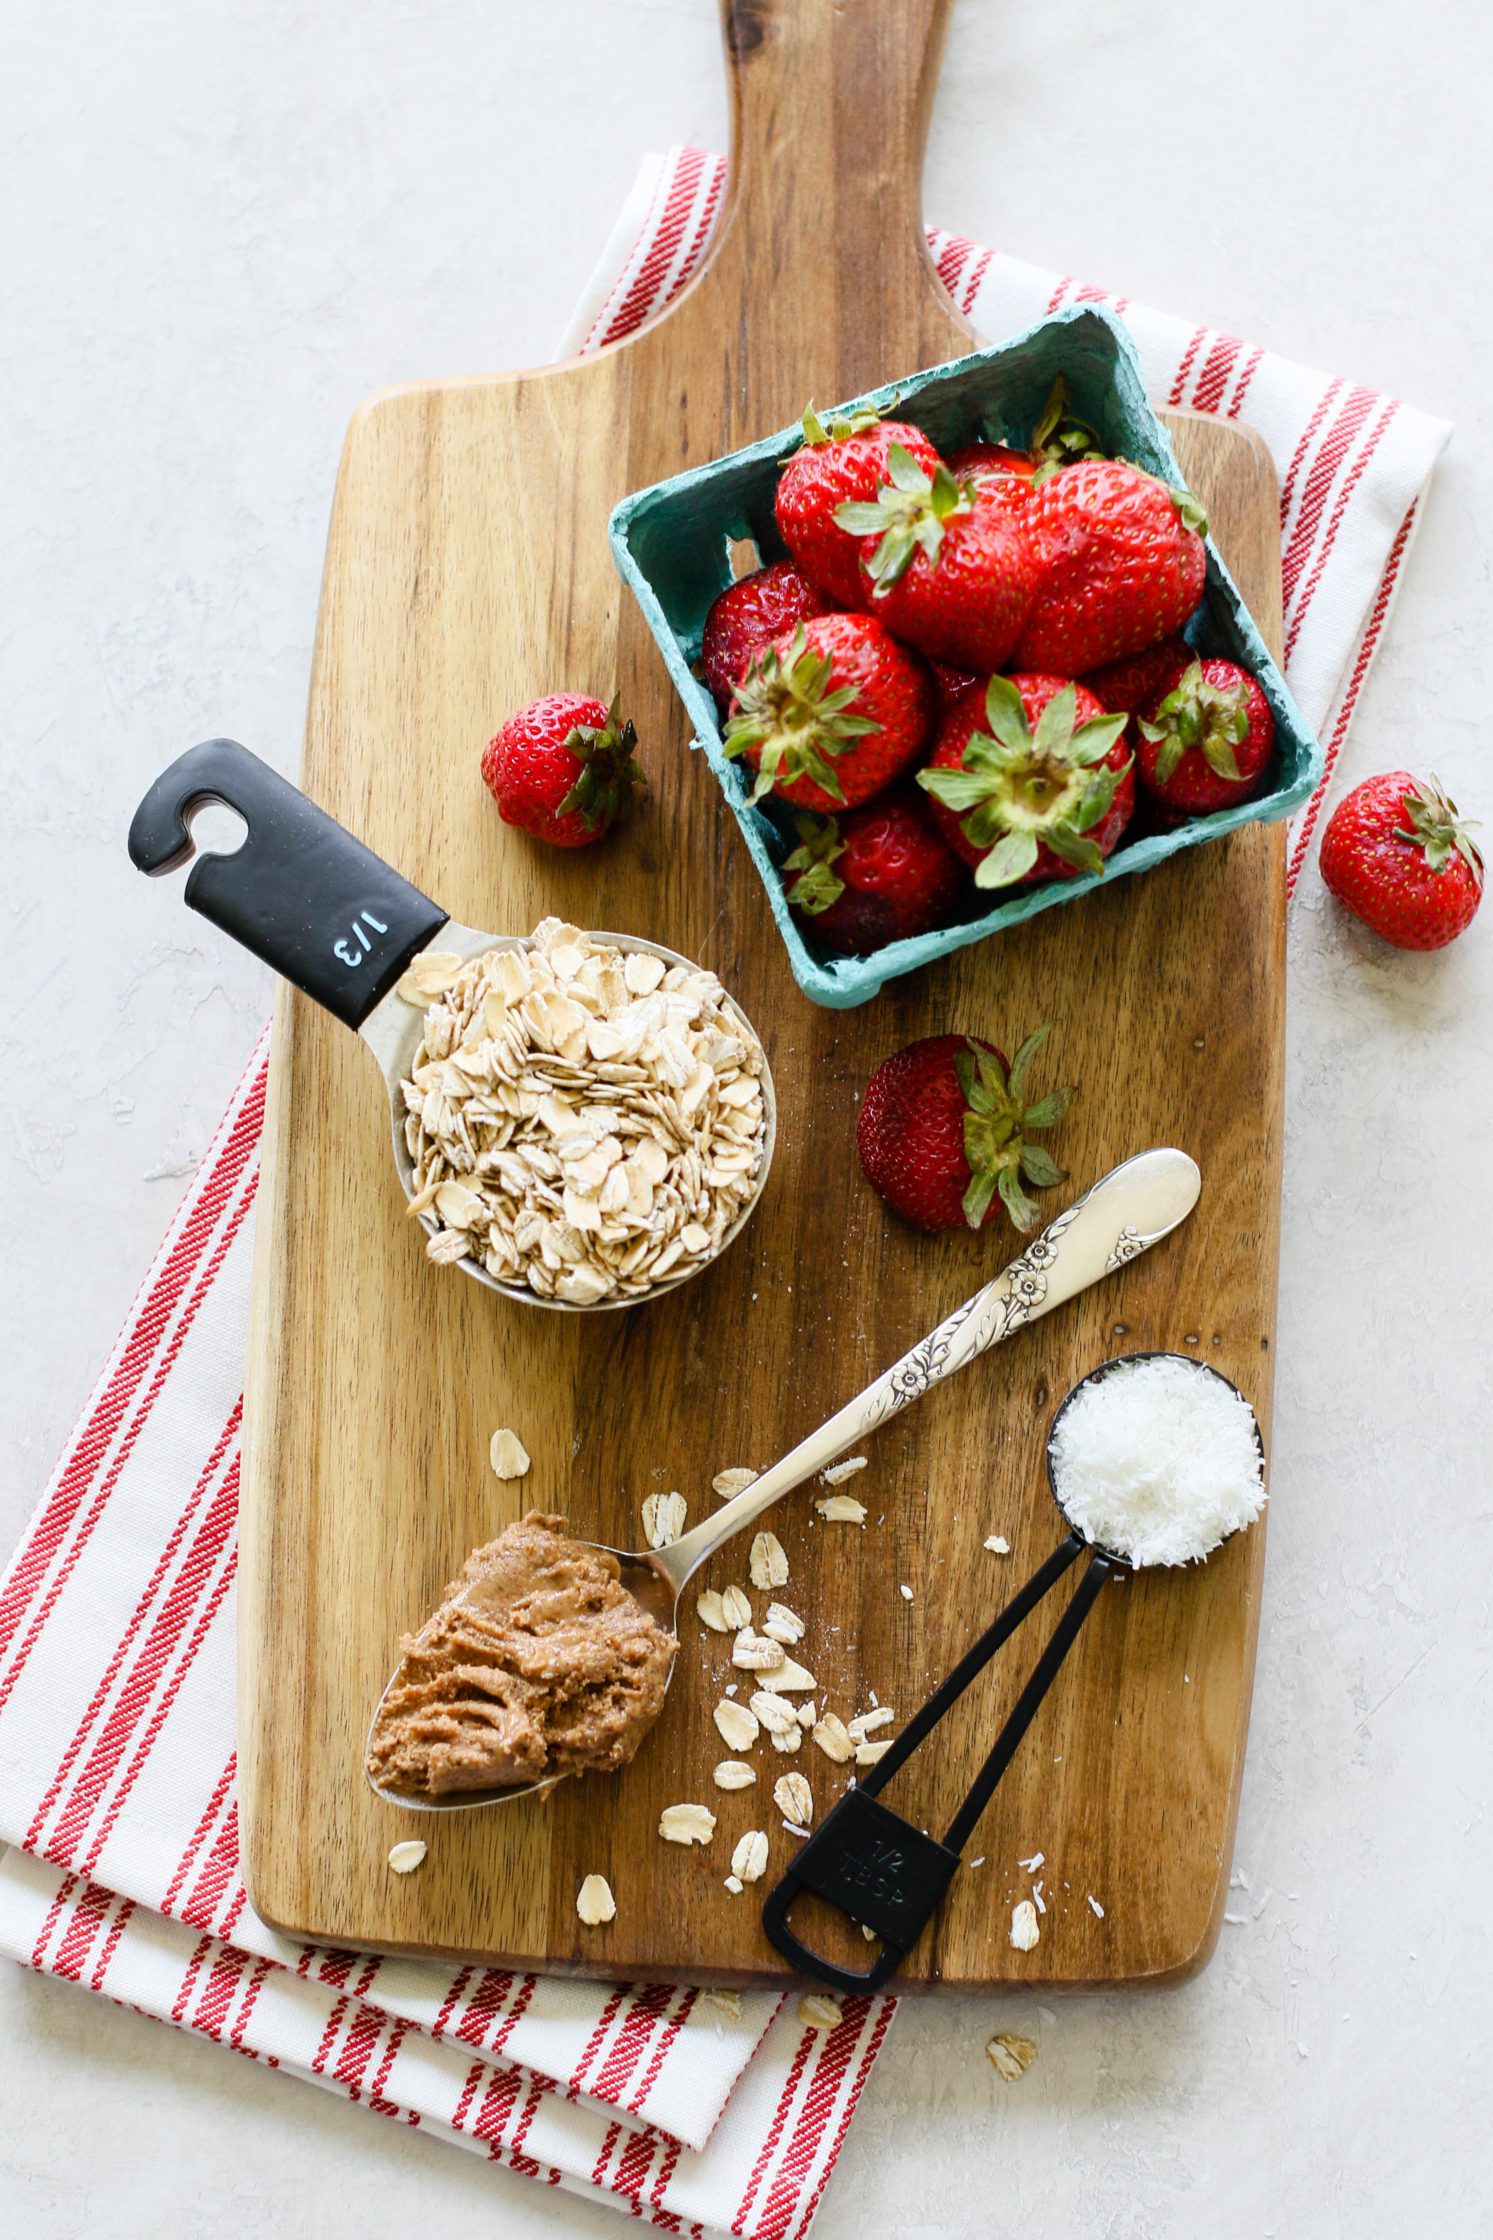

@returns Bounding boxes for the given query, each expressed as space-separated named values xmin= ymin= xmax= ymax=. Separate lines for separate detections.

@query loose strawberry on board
xmin=834 ymin=444 xmax=1040 ymax=673
xmin=774 ymin=403 xmax=943 ymax=608
xmin=1136 ymin=657 xmax=1275 ymax=816
xmin=481 ymin=693 xmax=639 ymax=847
xmin=1014 ymin=458 xmax=1208 ymax=674
xmin=856 ymin=1027 xmax=1071 ymax=1232
xmin=724 ymin=614 xmax=935 ymax=814
xmin=783 ymin=790 xmax=966 ymax=957
xmin=1319 ymin=772 xmax=1483 ymax=951
xmin=700 ymin=561 xmax=829 ymax=712
xmin=919 ymin=673 xmax=1132 ymax=888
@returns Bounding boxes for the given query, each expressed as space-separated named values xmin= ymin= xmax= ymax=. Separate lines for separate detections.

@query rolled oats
xmin=854 ymin=1739 xmax=892 ymax=1767
xmin=659 ymin=1803 xmax=717 ymax=1846
xmin=815 ymin=1494 xmax=867 ymax=1525
xmin=732 ymin=1628 xmax=785 ymax=1672
xmin=811 ymin=1713 xmax=855 ymax=1764
xmin=696 ymin=1589 xmax=731 ymax=1633
xmin=798 ymin=1994 xmax=843 ymax=2031
xmin=642 ymin=1491 xmax=687 ymax=1548
xmin=749 ymin=1690 xmax=800 ymax=1736
xmin=488 ymin=1428 xmax=531 ymax=1481
xmin=403 ymin=926 xmax=768 ymax=1304
xmin=986 ymin=2032 xmax=1038 ymax=2081
xmin=819 ymin=1456 xmax=868 ymax=1486
xmin=576 ymin=1874 xmax=616 ymax=1926
xmin=719 ymin=1585 xmax=753 ymax=1629
xmin=770 ymin=1726 xmax=802 ymax=1753
xmin=713 ymin=1699 xmax=760 ymax=1751
xmin=731 ymin=1830 xmax=769 ymax=1885
xmin=847 ymin=1707 xmax=894 ymax=1740
xmin=758 ymin=1656 xmax=815 ymax=1695
xmin=712 ymin=1467 xmax=759 ymax=1499
xmin=749 ymin=1531 xmax=789 ymax=1589
xmin=762 ymin=1602 xmax=805 ymax=1645
xmin=773 ymin=1772 xmax=813 ymax=1826
xmin=387 ymin=1840 xmax=427 ymax=1874
xmin=1010 ymin=1899 xmax=1041 ymax=1951
xmin=713 ymin=1759 xmax=757 ymax=1790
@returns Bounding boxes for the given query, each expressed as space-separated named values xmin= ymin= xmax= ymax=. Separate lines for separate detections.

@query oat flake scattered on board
xmin=819 ymin=1455 xmax=868 ymax=1487
xmin=815 ymin=1494 xmax=866 ymax=1525
xmin=488 ymin=1429 xmax=531 ymax=1481
xmin=712 ymin=1467 xmax=759 ymax=1499
xmin=576 ymin=1874 xmax=616 ymax=1926
xmin=387 ymin=1840 xmax=427 ymax=1874
xmin=1010 ymin=1899 xmax=1041 ymax=1951
xmin=799 ymin=1994 xmax=843 ymax=2030
xmin=659 ymin=1803 xmax=716 ymax=1845
xmin=642 ymin=1491 xmax=687 ymax=1548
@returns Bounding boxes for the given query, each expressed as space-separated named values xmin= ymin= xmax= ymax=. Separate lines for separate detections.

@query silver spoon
xmin=366 ymin=1144 xmax=1202 ymax=1812
xmin=127 ymin=737 xmax=776 ymax=1311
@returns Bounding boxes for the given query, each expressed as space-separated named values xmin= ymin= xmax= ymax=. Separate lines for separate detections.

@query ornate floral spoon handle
xmin=656 ymin=1148 xmax=1202 ymax=1593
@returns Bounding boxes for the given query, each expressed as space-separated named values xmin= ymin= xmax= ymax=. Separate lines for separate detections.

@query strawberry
xmin=1084 ymin=637 xmax=1194 ymax=737
xmin=834 ymin=445 xmax=1040 ymax=672
xmin=931 ymin=659 xmax=979 ymax=705
xmin=1319 ymin=772 xmax=1483 ymax=950
xmin=945 ymin=440 xmax=1036 ymax=486
xmin=774 ymin=403 xmax=943 ymax=608
xmin=918 ymin=673 xmax=1132 ymax=888
xmin=1013 ymin=458 xmax=1207 ymax=674
xmin=481 ymin=694 xmax=639 ymax=847
xmin=856 ymin=1027 xmax=1071 ymax=1232
xmin=946 ymin=378 xmax=1102 ymax=486
xmin=723 ymin=614 xmax=935 ymax=814
xmin=700 ymin=562 xmax=829 ymax=713
xmin=1136 ymin=657 xmax=1275 ymax=815
xmin=783 ymin=790 xmax=966 ymax=956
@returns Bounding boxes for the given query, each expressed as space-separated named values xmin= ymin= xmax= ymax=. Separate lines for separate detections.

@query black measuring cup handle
xmin=763 ymin=1539 xmax=1125 ymax=1994
xmin=128 ymin=738 xmax=449 ymax=1032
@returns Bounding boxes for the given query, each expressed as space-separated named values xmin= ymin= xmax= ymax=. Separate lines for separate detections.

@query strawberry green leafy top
xmin=919 ymin=677 xmax=1129 ymax=887
xmin=723 ymin=625 xmax=882 ymax=806
xmin=957 ymin=1026 xmax=1070 ymax=1231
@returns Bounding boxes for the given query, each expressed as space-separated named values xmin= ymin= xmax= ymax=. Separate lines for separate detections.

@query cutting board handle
xmin=695 ymin=0 xmax=963 ymax=393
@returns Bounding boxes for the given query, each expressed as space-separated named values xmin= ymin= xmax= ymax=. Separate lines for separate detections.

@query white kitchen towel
xmin=0 ymin=152 xmax=1453 ymax=2237
xmin=0 ymin=1038 xmax=890 ymax=2239
xmin=564 ymin=148 xmax=1451 ymax=894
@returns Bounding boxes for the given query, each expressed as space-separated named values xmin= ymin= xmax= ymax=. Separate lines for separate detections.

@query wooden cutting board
xmin=240 ymin=0 xmax=1283 ymax=1990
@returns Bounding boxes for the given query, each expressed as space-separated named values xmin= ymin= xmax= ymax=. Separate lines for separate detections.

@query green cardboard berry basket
xmin=608 ymin=304 xmax=1323 ymax=1010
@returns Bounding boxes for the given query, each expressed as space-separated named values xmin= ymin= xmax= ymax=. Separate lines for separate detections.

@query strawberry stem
xmin=955 ymin=1027 xmax=1071 ymax=1231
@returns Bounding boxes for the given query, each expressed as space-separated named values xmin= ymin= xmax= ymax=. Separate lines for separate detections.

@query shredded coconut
xmin=1048 ymin=1355 xmax=1264 ymax=1566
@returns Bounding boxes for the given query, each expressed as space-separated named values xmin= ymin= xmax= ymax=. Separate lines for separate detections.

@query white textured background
xmin=3 ymin=1 xmax=1491 ymax=2233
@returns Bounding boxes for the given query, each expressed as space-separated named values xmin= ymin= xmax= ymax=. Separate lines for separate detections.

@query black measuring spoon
xmin=762 ymin=1352 xmax=1265 ymax=1993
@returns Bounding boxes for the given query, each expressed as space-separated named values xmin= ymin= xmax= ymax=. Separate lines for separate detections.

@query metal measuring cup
xmin=762 ymin=1352 xmax=1265 ymax=1991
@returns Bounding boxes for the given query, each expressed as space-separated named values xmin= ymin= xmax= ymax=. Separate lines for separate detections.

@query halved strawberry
xmin=783 ymin=790 xmax=966 ymax=956
xmin=774 ymin=403 xmax=943 ymax=608
xmin=834 ymin=445 xmax=1040 ymax=673
xmin=918 ymin=674 xmax=1132 ymax=888
xmin=1136 ymin=657 xmax=1275 ymax=815
xmin=724 ymin=615 xmax=935 ymax=813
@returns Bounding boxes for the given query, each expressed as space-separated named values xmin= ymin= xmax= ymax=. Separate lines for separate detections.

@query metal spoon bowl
xmin=365 ymin=1145 xmax=1204 ymax=1813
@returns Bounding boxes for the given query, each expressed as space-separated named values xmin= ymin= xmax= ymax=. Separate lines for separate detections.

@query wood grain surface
xmin=240 ymin=0 xmax=1284 ymax=1989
